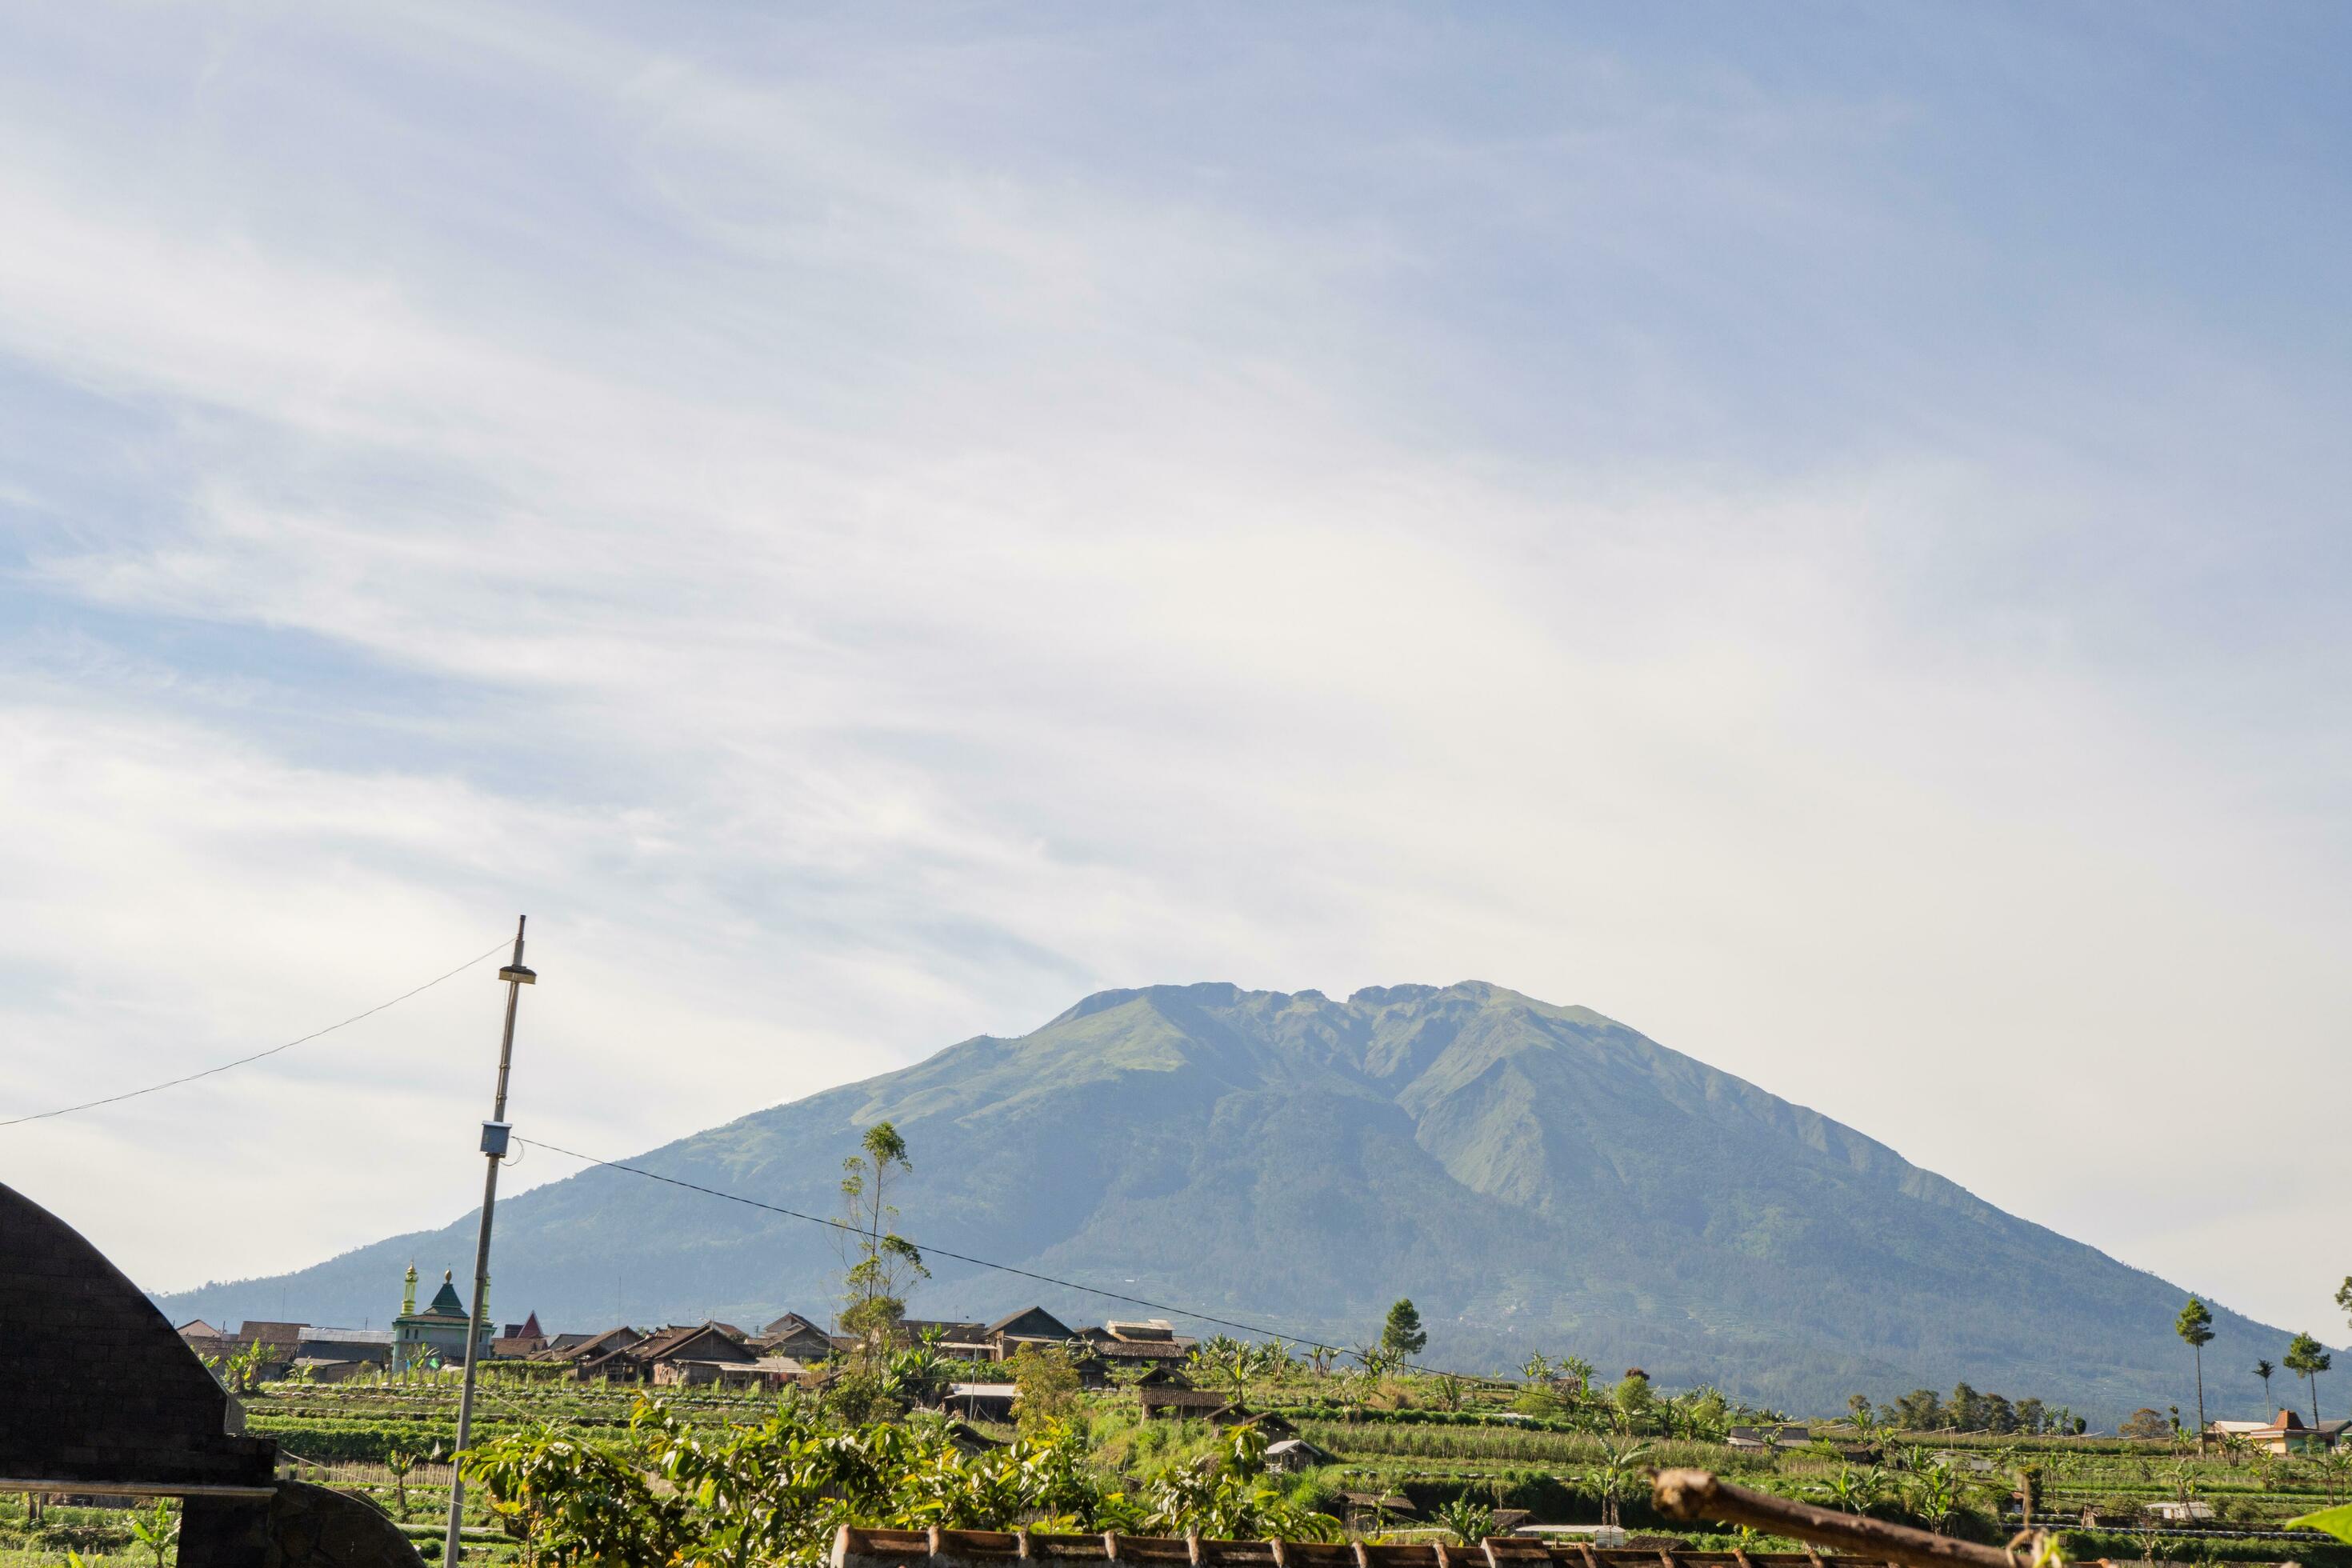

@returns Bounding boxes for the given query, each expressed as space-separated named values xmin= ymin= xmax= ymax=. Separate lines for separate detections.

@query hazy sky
xmin=2 ymin=2 xmax=2347 ymax=1341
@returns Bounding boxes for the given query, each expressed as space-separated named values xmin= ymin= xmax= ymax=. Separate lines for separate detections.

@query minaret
xmin=402 ymin=1262 xmax=418 ymax=1318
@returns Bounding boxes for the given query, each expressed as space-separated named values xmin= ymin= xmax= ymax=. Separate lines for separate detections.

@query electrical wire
xmin=514 ymin=1134 xmax=1501 ymax=1382
xmin=0 ymin=939 xmax=514 ymax=1129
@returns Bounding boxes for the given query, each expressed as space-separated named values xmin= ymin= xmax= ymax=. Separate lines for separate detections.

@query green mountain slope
xmin=155 ymin=982 xmax=2293 ymax=1422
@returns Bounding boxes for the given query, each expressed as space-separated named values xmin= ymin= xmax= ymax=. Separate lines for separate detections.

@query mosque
xmin=389 ymin=1264 xmax=492 ymax=1370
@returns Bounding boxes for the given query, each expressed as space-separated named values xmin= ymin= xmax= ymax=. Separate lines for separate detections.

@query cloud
xmin=1 ymin=1 xmax=2347 ymax=1338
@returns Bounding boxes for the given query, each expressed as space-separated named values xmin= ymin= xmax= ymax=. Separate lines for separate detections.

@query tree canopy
xmin=1380 ymin=1298 xmax=1427 ymax=1359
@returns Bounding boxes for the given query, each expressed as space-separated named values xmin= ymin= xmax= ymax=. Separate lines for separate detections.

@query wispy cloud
xmin=2 ymin=1 xmax=2347 ymax=1334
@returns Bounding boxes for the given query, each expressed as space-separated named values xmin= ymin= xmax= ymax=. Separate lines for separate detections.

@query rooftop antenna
xmin=444 ymin=916 xmax=535 ymax=1566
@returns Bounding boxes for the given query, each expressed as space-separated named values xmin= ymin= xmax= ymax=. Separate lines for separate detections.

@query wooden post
xmin=1651 ymin=1470 xmax=2030 ymax=1568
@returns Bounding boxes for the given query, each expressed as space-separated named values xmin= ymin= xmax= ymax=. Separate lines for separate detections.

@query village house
xmin=391 ymin=1265 xmax=491 ymax=1370
xmin=490 ymin=1310 xmax=550 ymax=1359
xmin=758 ymin=1312 xmax=839 ymax=1362
xmin=298 ymin=1326 xmax=393 ymax=1366
xmin=982 ymin=1306 xmax=1076 ymax=1358
xmin=946 ymin=1382 xmax=1020 ymax=1421
xmin=1262 ymin=1437 xmax=1339 ymax=1474
xmin=540 ymin=1324 xmax=644 ymax=1375
xmin=574 ymin=1322 xmax=777 ymax=1386
xmin=1079 ymin=1318 xmax=1195 ymax=1370
xmin=1134 ymin=1366 xmax=1226 ymax=1419
xmin=535 ymin=1330 xmax=611 ymax=1357
xmin=2207 ymin=1409 xmax=2348 ymax=1454
xmin=172 ymin=1318 xmax=390 ymax=1383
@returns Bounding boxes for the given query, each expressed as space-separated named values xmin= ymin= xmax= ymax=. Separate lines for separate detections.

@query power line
xmin=514 ymin=1134 xmax=1495 ymax=1381
xmin=0 ymin=939 xmax=514 ymax=1129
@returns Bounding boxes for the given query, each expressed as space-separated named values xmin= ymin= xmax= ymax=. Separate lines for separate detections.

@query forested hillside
xmin=158 ymin=982 xmax=2294 ymax=1422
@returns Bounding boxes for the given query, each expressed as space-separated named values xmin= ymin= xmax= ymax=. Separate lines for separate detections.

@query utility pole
xmin=444 ymin=916 xmax=535 ymax=1566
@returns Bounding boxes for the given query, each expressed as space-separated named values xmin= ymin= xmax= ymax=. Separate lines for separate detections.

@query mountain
xmin=156 ymin=982 xmax=2296 ymax=1422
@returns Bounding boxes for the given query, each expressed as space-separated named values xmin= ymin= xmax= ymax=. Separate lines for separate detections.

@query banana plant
xmin=1906 ymin=1462 xmax=1961 ymax=1531
xmin=1434 ymin=1497 xmax=1495 ymax=1546
xmin=385 ymin=1449 xmax=418 ymax=1520
xmin=1813 ymin=1465 xmax=1887 ymax=1516
xmin=127 ymin=1498 xmax=178 ymax=1568
xmin=1586 ymin=1438 xmax=1652 ymax=1526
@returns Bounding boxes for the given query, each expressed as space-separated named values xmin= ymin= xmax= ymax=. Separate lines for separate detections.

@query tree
xmin=1892 ymin=1389 xmax=1943 ymax=1432
xmin=1381 ymin=1298 xmax=1427 ymax=1359
xmin=1602 ymin=1370 xmax=1652 ymax=1433
xmin=2177 ymin=1297 xmax=2215 ymax=1444
xmin=1006 ymin=1345 xmax=1082 ymax=1435
xmin=1587 ymin=1439 xmax=1652 ymax=1526
xmin=838 ymin=1122 xmax=930 ymax=1346
xmin=2118 ymin=1408 xmax=2170 ymax=1441
xmin=2286 ymin=1333 xmax=2333 ymax=1429
xmin=2256 ymin=1358 xmax=2278 ymax=1411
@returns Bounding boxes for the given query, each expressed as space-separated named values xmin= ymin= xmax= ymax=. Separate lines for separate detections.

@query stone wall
xmin=184 ymin=1480 xmax=425 ymax=1568
xmin=0 ymin=1180 xmax=274 ymax=1490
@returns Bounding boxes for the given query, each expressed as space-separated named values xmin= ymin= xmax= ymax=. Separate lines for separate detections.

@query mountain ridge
xmin=154 ymin=980 xmax=2300 ymax=1423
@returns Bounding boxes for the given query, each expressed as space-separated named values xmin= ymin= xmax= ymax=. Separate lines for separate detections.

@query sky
xmin=1 ymin=2 xmax=2347 ymax=1342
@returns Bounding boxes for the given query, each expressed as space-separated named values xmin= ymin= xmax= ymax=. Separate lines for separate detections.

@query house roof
xmin=239 ymin=1321 xmax=308 ymax=1343
xmin=1264 ymin=1438 xmax=1338 ymax=1462
xmin=417 ymin=1272 xmax=467 ymax=1318
xmin=633 ymin=1323 xmax=757 ymax=1363
xmin=900 ymin=1318 xmax=986 ymax=1341
xmin=1102 ymin=1320 xmax=1177 ymax=1342
xmin=1139 ymin=1387 xmax=1227 ymax=1409
xmin=1088 ymin=1338 xmax=1191 ymax=1360
xmin=764 ymin=1312 xmax=827 ymax=1338
xmin=549 ymin=1326 xmax=641 ymax=1359
xmin=950 ymin=1383 xmax=1022 ymax=1399
xmin=302 ymin=1327 xmax=394 ymax=1346
xmin=986 ymin=1306 xmax=1075 ymax=1339
xmin=175 ymin=1319 xmax=222 ymax=1339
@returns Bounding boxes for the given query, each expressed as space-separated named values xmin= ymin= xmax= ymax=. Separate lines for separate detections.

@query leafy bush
xmin=463 ymin=1398 xmax=1340 ymax=1565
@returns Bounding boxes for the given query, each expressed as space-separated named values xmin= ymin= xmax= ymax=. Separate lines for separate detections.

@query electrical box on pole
xmin=445 ymin=918 xmax=534 ymax=1567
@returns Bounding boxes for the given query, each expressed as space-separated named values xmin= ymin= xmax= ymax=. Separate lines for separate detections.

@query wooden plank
xmin=0 ymin=1478 xmax=278 ymax=1500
